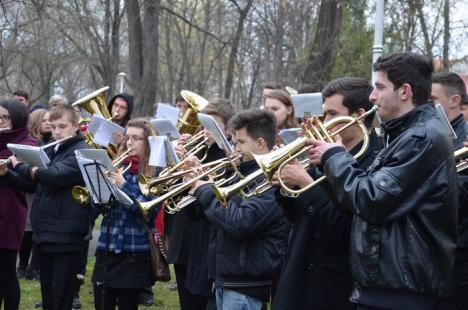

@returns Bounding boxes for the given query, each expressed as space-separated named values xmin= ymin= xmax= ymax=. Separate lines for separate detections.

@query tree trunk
xmin=224 ymin=0 xmax=254 ymax=100
xmin=414 ymin=0 xmax=433 ymax=60
xmin=442 ymin=0 xmax=450 ymax=70
xmin=301 ymin=0 xmax=344 ymax=90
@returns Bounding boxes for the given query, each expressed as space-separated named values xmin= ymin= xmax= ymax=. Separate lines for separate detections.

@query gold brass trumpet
xmin=71 ymin=148 xmax=133 ymax=205
xmin=213 ymin=106 xmax=378 ymax=202
xmin=136 ymin=155 xmax=241 ymax=217
xmin=0 ymin=158 xmax=11 ymax=167
xmin=455 ymin=146 xmax=468 ymax=173
xmin=255 ymin=106 xmax=378 ymax=197
xmin=177 ymin=90 xmax=209 ymax=135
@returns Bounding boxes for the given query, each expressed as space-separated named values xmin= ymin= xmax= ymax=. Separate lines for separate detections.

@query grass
xmin=19 ymin=258 xmax=180 ymax=309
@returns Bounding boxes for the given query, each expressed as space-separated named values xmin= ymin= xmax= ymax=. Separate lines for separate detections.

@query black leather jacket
xmin=321 ymin=103 xmax=458 ymax=297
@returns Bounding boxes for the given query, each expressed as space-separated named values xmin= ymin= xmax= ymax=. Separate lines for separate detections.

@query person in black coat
xmin=187 ymin=109 xmax=289 ymax=310
xmin=5 ymin=106 xmax=91 ymax=310
xmin=431 ymin=72 xmax=468 ymax=309
xmin=271 ymin=77 xmax=381 ymax=310
xmin=309 ymin=52 xmax=458 ymax=309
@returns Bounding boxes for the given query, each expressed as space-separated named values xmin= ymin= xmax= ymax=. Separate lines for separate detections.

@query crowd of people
xmin=0 ymin=51 xmax=467 ymax=310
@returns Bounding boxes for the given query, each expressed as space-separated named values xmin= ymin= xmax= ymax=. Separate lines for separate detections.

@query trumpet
xmin=136 ymin=155 xmax=241 ymax=217
xmin=0 ymin=158 xmax=11 ymax=168
xmin=455 ymin=146 xmax=468 ymax=173
xmin=182 ymin=131 xmax=208 ymax=161
xmin=213 ymin=106 xmax=378 ymax=202
xmin=71 ymin=148 xmax=133 ymax=205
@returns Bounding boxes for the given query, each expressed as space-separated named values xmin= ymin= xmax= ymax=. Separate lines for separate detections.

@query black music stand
xmin=81 ymin=161 xmax=117 ymax=310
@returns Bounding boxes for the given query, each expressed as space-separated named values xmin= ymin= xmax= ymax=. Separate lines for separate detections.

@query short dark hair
xmin=229 ymin=109 xmax=277 ymax=150
xmin=201 ymin=98 xmax=236 ymax=126
xmin=297 ymin=84 xmax=317 ymax=94
xmin=13 ymin=90 xmax=29 ymax=101
xmin=0 ymin=99 xmax=29 ymax=130
xmin=49 ymin=105 xmax=78 ymax=125
xmin=373 ymin=52 xmax=433 ymax=106
xmin=264 ymin=82 xmax=282 ymax=90
xmin=322 ymin=77 xmax=375 ymax=128
xmin=432 ymin=72 xmax=466 ymax=104
xmin=175 ymin=95 xmax=186 ymax=104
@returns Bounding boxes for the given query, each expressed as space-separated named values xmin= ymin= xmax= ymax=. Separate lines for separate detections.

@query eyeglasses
xmin=0 ymin=115 xmax=10 ymax=122
xmin=124 ymin=135 xmax=144 ymax=142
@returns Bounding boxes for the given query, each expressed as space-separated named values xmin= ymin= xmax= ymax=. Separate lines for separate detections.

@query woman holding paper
xmin=92 ymin=118 xmax=161 ymax=310
xmin=0 ymin=99 xmax=36 ymax=310
xmin=2 ymin=105 xmax=90 ymax=310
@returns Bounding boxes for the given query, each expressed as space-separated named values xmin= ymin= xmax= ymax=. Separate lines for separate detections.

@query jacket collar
xmin=381 ymin=102 xmax=435 ymax=145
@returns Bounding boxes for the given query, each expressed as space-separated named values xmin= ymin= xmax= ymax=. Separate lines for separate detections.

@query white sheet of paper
xmin=7 ymin=144 xmax=50 ymax=168
xmin=75 ymin=149 xmax=132 ymax=205
xmin=164 ymin=137 xmax=180 ymax=166
xmin=278 ymin=128 xmax=301 ymax=145
xmin=148 ymin=136 xmax=167 ymax=167
xmin=435 ymin=103 xmax=457 ymax=139
xmin=156 ymin=103 xmax=180 ymax=126
xmin=150 ymin=119 xmax=180 ymax=140
xmin=291 ymin=93 xmax=323 ymax=118
xmin=198 ymin=113 xmax=233 ymax=154
xmin=93 ymin=118 xmax=125 ymax=147
xmin=87 ymin=115 xmax=104 ymax=135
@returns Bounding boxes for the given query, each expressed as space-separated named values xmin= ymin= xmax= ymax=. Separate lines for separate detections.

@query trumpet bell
xmin=72 ymin=186 xmax=90 ymax=205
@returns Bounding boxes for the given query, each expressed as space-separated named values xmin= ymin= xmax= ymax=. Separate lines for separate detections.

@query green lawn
xmin=18 ymin=258 xmax=180 ymax=309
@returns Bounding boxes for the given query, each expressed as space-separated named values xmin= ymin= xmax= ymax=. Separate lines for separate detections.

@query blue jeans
xmin=216 ymin=288 xmax=263 ymax=310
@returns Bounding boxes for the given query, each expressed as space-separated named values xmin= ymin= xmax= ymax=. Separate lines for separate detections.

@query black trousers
xmin=18 ymin=231 xmax=33 ymax=270
xmin=38 ymin=249 xmax=80 ymax=310
xmin=174 ymin=263 xmax=209 ymax=310
xmin=0 ymin=249 xmax=20 ymax=310
xmin=93 ymin=285 xmax=140 ymax=310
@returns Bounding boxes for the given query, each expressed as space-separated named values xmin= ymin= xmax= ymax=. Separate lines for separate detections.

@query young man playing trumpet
xmin=271 ymin=77 xmax=381 ymax=310
xmin=308 ymin=52 xmax=458 ymax=309
xmin=186 ymin=109 xmax=289 ymax=310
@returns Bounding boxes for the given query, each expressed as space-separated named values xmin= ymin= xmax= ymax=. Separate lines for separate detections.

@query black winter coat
xmin=194 ymin=160 xmax=289 ymax=290
xmin=321 ymin=103 xmax=458 ymax=298
xmin=13 ymin=134 xmax=90 ymax=247
xmin=273 ymin=130 xmax=382 ymax=310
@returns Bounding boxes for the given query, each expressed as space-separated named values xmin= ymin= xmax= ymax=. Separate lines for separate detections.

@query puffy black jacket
xmin=14 ymin=134 xmax=91 ymax=246
xmin=321 ymin=103 xmax=458 ymax=297
xmin=194 ymin=160 xmax=289 ymax=288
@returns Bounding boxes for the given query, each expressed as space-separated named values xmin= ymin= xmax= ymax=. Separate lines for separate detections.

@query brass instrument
xmin=177 ymin=90 xmax=209 ymax=135
xmin=136 ymin=156 xmax=240 ymax=217
xmin=285 ymin=86 xmax=298 ymax=95
xmin=212 ymin=106 xmax=378 ymax=202
xmin=255 ymin=106 xmax=378 ymax=197
xmin=455 ymin=146 xmax=468 ymax=173
xmin=182 ymin=131 xmax=208 ymax=161
xmin=0 ymin=158 xmax=11 ymax=167
xmin=71 ymin=148 xmax=133 ymax=204
xmin=71 ymin=86 xmax=118 ymax=158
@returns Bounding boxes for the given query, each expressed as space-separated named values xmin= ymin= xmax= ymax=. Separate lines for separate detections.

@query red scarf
xmin=122 ymin=154 xmax=140 ymax=175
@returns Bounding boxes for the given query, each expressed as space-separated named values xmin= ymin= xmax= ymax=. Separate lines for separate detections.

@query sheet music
xmin=7 ymin=144 xmax=50 ymax=168
xmin=155 ymin=103 xmax=180 ymax=126
xmin=279 ymin=128 xmax=301 ymax=145
xmin=198 ymin=113 xmax=234 ymax=154
xmin=150 ymin=118 xmax=180 ymax=140
xmin=164 ymin=137 xmax=180 ymax=166
xmin=291 ymin=93 xmax=323 ymax=118
xmin=88 ymin=115 xmax=125 ymax=146
xmin=75 ymin=149 xmax=132 ymax=205
xmin=435 ymin=103 xmax=457 ymax=139
xmin=148 ymin=136 xmax=167 ymax=167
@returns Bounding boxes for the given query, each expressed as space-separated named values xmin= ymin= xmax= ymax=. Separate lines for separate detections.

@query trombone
xmin=136 ymin=155 xmax=241 ymax=217
xmin=71 ymin=148 xmax=133 ymax=205
xmin=455 ymin=146 xmax=468 ymax=173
